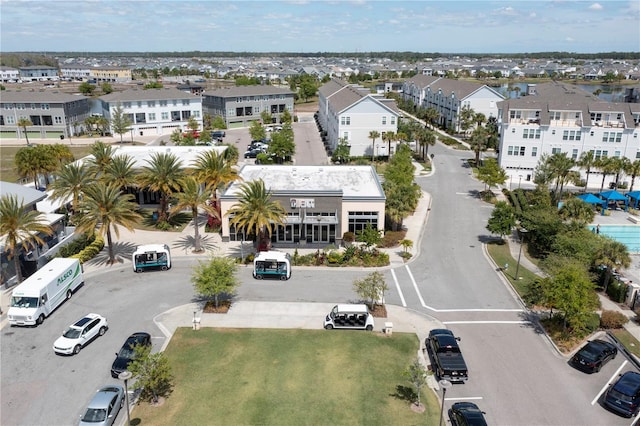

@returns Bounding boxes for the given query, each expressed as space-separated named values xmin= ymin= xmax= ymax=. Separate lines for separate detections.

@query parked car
xmin=570 ymin=339 xmax=617 ymax=373
xmin=212 ymin=130 xmax=226 ymax=139
xmin=244 ymin=148 xmax=265 ymax=159
xmin=604 ymin=371 xmax=640 ymax=417
xmin=111 ymin=332 xmax=152 ymax=378
xmin=449 ymin=402 xmax=488 ymax=426
xmin=79 ymin=385 xmax=124 ymax=426
xmin=425 ymin=329 xmax=468 ymax=383
xmin=53 ymin=313 xmax=108 ymax=355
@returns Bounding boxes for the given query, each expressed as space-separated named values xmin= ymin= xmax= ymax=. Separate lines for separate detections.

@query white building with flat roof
xmin=219 ymin=165 xmax=386 ymax=246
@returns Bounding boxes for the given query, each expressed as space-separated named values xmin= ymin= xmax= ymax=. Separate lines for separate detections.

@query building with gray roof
xmin=497 ymin=82 xmax=640 ymax=188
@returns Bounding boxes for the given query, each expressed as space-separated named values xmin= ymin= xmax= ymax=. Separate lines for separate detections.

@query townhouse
xmin=90 ymin=66 xmax=133 ymax=83
xmin=18 ymin=66 xmax=59 ymax=82
xmin=0 ymin=90 xmax=91 ymax=140
xmin=497 ymin=82 xmax=640 ymax=187
xmin=317 ymin=78 xmax=401 ymax=158
xmin=98 ymin=87 xmax=203 ymax=136
xmin=0 ymin=66 xmax=21 ymax=83
xmin=201 ymin=85 xmax=295 ymax=128
xmin=402 ymin=76 xmax=505 ymax=131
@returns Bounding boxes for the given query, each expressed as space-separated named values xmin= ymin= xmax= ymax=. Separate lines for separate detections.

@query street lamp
xmin=514 ymin=228 xmax=528 ymax=280
xmin=438 ymin=379 xmax=452 ymax=426
xmin=118 ymin=370 xmax=133 ymax=426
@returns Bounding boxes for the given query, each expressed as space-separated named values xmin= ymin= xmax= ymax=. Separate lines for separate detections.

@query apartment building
xmin=317 ymin=78 xmax=400 ymax=158
xmin=0 ymin=66 xmax=20 ymax=83
xmin=497 ymin=82 xmax=640 ymax=187
xmin=18 ymin=66 xmax=59 ymax=82
xmin=98 ymin=87 xmax=203 ymax=136
xmin=89 ymin=66 xmax=133 ymax=83
xmin=0 ymin=90 xmax=91 ymax=140
xmin=402 ymin=76 xmax=504 ymax=131
xmin=202 ymin=85 xmax=295 ymax=128
xmin=59 ymin=64 xmax=92 ymax=81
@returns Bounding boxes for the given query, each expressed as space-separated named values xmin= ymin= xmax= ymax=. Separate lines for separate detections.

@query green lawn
xmin=611 ymin=329 xmax=640 ymax=358
xmin=0 ymin=145 xmax=93 ymax=184
xmin=131 ymin=328 xmax=440 ymax=426
xmin=486 ymin=240 xmax=537 ymax=298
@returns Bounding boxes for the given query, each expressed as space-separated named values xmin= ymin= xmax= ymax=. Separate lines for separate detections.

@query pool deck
xmin=590 ymin=209 xmax=640 ymax=283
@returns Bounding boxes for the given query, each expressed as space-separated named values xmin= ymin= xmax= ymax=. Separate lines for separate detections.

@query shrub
xmin=584 ymin=312 xmax=602 ymax=333
xmin=70 ymin=236 xmax=104 ymax=264
xmin=342 ymin=232 xmax=355 ymax=243
xmin=59 ymin=233 xmax=95 ymax=257
xmin=379 ymin=230 xmax=405 ymax=248
xmin=606 ymin=279 xmax=628 ymax=304
xmin=600 ymin=310 xmax=629 ymax=329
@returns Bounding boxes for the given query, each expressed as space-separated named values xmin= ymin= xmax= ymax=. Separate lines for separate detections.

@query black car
xmin=604 ymin=371 xmax=640 ymax=417
xmin=449 ymin=402 xmax=488 ymax=426
xmin=211 ymin=130 xmax=225 ymax=139
xmin=570 ymin=339 xmax=617 ymax=373
xmin=244 ymin=148 xmax=265 ymax=159
xmin=111 ymin=332 xmax=151 ymax=378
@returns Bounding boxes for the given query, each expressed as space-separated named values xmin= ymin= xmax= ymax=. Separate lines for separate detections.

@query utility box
xmin=384 ymin=322 xmax=393 ymax=335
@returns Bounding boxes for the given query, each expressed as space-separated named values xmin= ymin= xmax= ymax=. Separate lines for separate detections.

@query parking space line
xmin=405 ymin=265 xmax=427 ymax=308
xmin=443 ymin=320 xmax=531 ymax=325
xmin=592 ymin=360 xmax=627 ymax=405
xmin=390 ymin=269 xmax=407 ymax=307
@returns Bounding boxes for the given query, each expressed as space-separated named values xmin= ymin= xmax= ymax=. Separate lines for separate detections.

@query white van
xmin=324 ymin=304 xmax=375 ymax=331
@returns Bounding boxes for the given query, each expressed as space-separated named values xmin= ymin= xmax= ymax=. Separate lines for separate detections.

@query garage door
xmin=45 ymin=131 xmax=64 ymax=139
xmin=0 ymin=130 xmax=18 ymax=139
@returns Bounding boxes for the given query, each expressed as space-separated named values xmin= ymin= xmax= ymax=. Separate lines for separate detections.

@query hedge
xmin=70 ymin=236 xmax=105 ymax=264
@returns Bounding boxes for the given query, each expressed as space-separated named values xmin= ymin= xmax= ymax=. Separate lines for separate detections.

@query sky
xmin=1 ymin=0 xmax=639 ymax=54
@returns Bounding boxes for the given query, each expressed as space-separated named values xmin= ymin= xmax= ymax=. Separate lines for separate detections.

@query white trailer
xmin=8 ymin=258 xmax=84 ymax=326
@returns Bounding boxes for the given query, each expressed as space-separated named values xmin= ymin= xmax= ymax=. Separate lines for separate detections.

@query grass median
xmin=131 ymin=328 xmax=440 ymax=426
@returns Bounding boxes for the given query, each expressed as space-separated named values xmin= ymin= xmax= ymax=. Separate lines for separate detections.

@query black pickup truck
xmin=425 ymin=329 xmax=469 ymax=383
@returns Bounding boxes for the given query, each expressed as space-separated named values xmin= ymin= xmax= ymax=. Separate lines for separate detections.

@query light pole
xmin=118 ymin=370 xmax=132 ymax=426
xmin=514 ymin=228 xmax=528 ymax=280
xmin=438 ymin=379 xmax=452 ymax=426
xmin=518 ymin=174 xmax=523 ymax=189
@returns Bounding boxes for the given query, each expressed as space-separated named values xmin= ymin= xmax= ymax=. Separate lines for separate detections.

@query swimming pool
xmin=597 ymin=225 xmax=640 ymax=253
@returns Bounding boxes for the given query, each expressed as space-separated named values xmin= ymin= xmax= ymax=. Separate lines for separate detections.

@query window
xmin=54 ymin=117 xmax=62 ymax=124
xmin=137 ymin=101 xmax=142 ymax=108
xmin=123 ymin=102 xmax=131 ymax=108
xmin=531 ymin=147 xmax=537 ymax=157
xmin=192 ymin=111 xmax=200 ymax=118
xmin=615 ymin=132 xmax=622 ymax=143
xmin=572 ymin=149 xmax=578 ymax=160
xmin=30 ymin=103 xmax=36 ymax=109
xmin=391 ymin=116 xmax=396 ymax=125
xmin=382 ymin=116 xmax=387 ymax=125
xmin=523 ymin=129 xmax=530 ymax=139
xmin=507 ymin=146 xmax=525 ymax=156
xmin=348 ymin=211 xmax=379 ymax=234
xmin=520 ymin=146 xmax=526 ymax=156
xmin=343 ymin=131 xmax=349 ymax=140
xmin=550 ymin=111 xmax=560 ymax=120
xmin=182 ymin=99 xmax=190 ymax=106
xmin=148 ymin=101 xmax=155 ymax=107
xmin=6 ymin=116 xmax=15 ymax=124
xmin=552 ymin=148 xmax=561 ymax=154
xmin=41 ymin=104 xmax=50 ymax=110
xmin=148 ymin=113 xmax=156 ymax=121
xmin=563 ymin=131 xmax=569 ymax=141
xmin=161 ymin=112 xmax=169 ymax=120
xmin=341 ymin=116 xmax=350 ymax=125
xmin=159 ymin=100 xmax=167 ymax=107
xmin=16 ymin=104 xmax=25 ymax=110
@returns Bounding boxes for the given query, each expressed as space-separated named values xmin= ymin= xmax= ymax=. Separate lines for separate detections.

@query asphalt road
xmin=2 ymin=128 xmax=638 ymax=426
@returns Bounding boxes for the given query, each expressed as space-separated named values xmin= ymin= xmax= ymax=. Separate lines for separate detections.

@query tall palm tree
xmin=593 ymin=238 xmax=631 ymax=292
xmin=596 ymin=157 xmax=616 ymax=193
xmin=368 ymin=130 xmax=380 ymax=161
xmin=424 ymin=107 xmax=439 ymax=130
xmin=383 ymin=131 xmax=396 ymax=159
xmin=558 ymin=198 xmax=596 ymax=226
xmin=75 ymin=182 xmax=142 ymax=264
xmin=548 ymin=152 xmax=575 ymax=202
xmin=88 ymin=141 xmax=114 ymax=180
xmin=14 ymin=146 xmax=41 ymax=188
xmin=625 ymin=159 xmax=640 ymax=192
xmin=577 ymin=151 xmax=596 ymax=192
xmin=192 ymin=150 xmax=239 ymax=203
xmin=226 ymin=179 xmax=286 ymax=245
xmin=0 ymin=195 xmax=53 ymax=283
xmin=469 ymin=126 xmax=490 ymax=166
xmin=17 ymin=118 xmax=33 ymax=146
xmin=170 ymin=176 xmax=217 ymax=253
xmin=611 ymin=157 xmax=630 ymax=189
xmin=105 ymin=154 xmax=138 ymax=192
xmin=138 ymin=152 xmax=184 ymax=223
xmin=49 ymin=162 xmax=95 ymax=215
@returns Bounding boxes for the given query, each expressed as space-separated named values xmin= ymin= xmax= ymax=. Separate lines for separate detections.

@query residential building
xmin=59 ymin=64 xmax=92 ymax=81
xmin=402 ymin=76 xmax=504 ymax=131
xmin=317 ymin=78 xmax=401 ymax=158
xmin=497 ymin=82 xmax=640 ymax=188
xmin=89 ymin=66 xmax=133 ymax=83
xmin=0 ymin=66 xmax=20 ymax=83
xmin=0 ymin=90 xmax=91 ymax=140
xmin=219 ymin=165 xmax=386 ymax=247
xmin=201 ymin=85 xmax=295 ymax=128
xmin=98 ymin=87 xmax=203 ymax=136
xmin=18 ymin=66 xmax=59 ymax=82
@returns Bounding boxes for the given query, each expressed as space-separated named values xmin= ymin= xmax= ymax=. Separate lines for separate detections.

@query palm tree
xmin=49 ymin=162 xmax=95 ymax=215
xmin=424 ymin=107 xmax=439 ymax=130
xmin=170 ymin=176 xmax=217 ymax=253
xmin=558 ymin=198 xmax=596 ymax=226
xmin=138 ymin=152 xmax=184 ymax=223
xmin=625 ymin=159 xmax=640 ymax=192
xmin=14 ymin=146 xmax=42 ymax=188
xmin=0 ymin=195 xmax=53 ymax=283
xmin=611 ymin=157 xmax=630 ymax=189
xmin=382 ymin=131 xmax=396 ymax=159
xmin=226 ymin=179 xmax=286 ymax=246
xmin=87 ymin=141 xmax=114 ymax=180
xmin=17 ymin=118 xmax=33 ymax=146
xmin=368 ymin=130 xmax=380 ymax=161
xmin=548 ymin=152 xmax=575 ymax=202
xmin=105 ymin=154 xmax=138 ymax=192
xmin=192 ymin=150 xmax=239 ymax=203
xmin=577 ymin=151 xmax=596 ymax=192
xmin=596 ymin=157 xmax=616 ymax=193
xmin=593 ymin=238 xmax=631 ymax=292
xmin=75 ymin=182 xmax=142 ymax=264
xmin=469 ymin=126 xmax=490 ymax=166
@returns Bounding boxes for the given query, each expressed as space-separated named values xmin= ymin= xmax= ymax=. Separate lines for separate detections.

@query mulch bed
xmin=203 ymin=300 xmax=231 ymax=314
xmin=370 ymin=304 xmax=387 ymax=318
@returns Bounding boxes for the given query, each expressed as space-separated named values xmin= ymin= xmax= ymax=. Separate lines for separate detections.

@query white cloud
xmin=589 ymin=3 xmax=603 ymax=10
